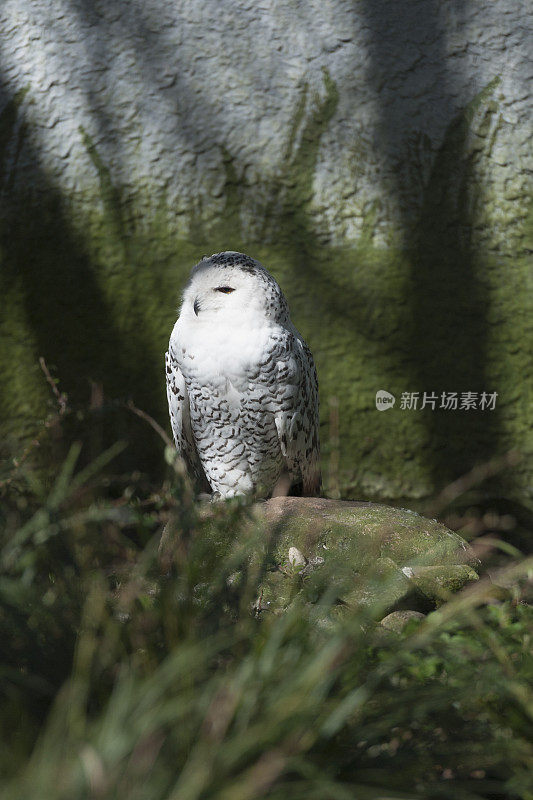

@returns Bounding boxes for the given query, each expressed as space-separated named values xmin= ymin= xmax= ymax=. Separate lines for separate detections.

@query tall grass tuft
xmin=0 ymin=435 xmax=531 ymax=800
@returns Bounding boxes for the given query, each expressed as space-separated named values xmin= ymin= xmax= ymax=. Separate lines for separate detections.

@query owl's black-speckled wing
xmin=273 ymin=333 xmax=321 ymax=496
xmin=165 ymin=347 xmax=210 ymax=492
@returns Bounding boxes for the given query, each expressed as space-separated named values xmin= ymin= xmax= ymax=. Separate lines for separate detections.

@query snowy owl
xmin=165 ymin=251 xmax=320 ymax=499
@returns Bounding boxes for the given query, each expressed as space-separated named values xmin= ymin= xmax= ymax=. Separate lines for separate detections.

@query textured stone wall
xmin=1 ymin=0 xmax=531 ymax=246
xmin=0 ymin=0 xmax=531 ymax=500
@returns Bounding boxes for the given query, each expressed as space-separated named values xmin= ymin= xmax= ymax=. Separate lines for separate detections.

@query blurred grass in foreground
xmin=0 ymin=430 xmax=532 ymax=800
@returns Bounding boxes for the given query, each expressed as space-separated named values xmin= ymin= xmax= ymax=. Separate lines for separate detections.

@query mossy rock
xmin=380 ymin=610 xmax=426 ymax=634
xmin=253 ymin=497 xmax=479 ymax=615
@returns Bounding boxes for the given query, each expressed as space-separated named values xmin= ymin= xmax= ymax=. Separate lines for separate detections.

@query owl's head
xmin=180 ymin=251 xmax=290 ymax=324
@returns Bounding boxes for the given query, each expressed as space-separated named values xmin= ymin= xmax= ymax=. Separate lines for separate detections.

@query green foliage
xmin=0 ymin=437 xmax=531 ymax=800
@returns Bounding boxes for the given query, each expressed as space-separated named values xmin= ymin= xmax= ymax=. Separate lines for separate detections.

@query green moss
xmin=258 ymin=502 xmax=475 ymax=570
xmin=260 ymin=67 xmax=339 ymax=244
xmin=522 ymin=196 xmax=533 ymax=254
xmin=0 ymin=75 xmax=531 ymax=500
xmin=79 ymin=126 xmax=130 ymax=252
xmin=0 ymin=87 xmax=29 ymax=167
xmin=0 ymin=87 xmax=51 ymax=452
xmin=407 ymin=565 xmax=479 ymax=607
xmin=252 ymin=501 xmax=479 ymax=614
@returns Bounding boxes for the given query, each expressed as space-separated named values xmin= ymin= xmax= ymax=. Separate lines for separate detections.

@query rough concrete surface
xmin=0 ymin=1 xmax=531 ymax=500
xmin=0 ymin=0 xmax=530 ymax=248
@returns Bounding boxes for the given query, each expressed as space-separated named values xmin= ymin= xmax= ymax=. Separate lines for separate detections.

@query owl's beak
xmin=193 ymin=297 xmax=201 ymax=316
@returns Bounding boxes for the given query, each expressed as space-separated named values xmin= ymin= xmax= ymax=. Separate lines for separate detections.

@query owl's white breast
xmin=171 ymin=314 xmax=279 ymax=390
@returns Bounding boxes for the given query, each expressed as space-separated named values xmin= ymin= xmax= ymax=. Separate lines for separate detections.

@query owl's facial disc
xmin=183 ymin=254 xmax=284 ymax=323
xmin=193 ymin=285 xmax=236 ymax=316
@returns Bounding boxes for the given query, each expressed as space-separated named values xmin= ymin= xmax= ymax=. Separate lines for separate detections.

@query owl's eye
xmin=214 ymin=286 xmax=235 ymax=293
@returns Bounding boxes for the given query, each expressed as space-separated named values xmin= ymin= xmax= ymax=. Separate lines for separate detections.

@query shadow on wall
xmin=237 ymin=1 xmax=505 ymax=492
xmin=354 ymin=0 xmax=503 ymax=488
xmin=207 ymin=58 xmax=504 ymax=492
xmin=0 ymin=82 xmax=166 ymax=473
xmin=0 ymin=0 xmax=511 ymax=492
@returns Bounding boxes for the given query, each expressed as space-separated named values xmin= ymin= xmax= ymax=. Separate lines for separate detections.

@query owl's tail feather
xmin=301 ymin=467 xmax=322 ymax=498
